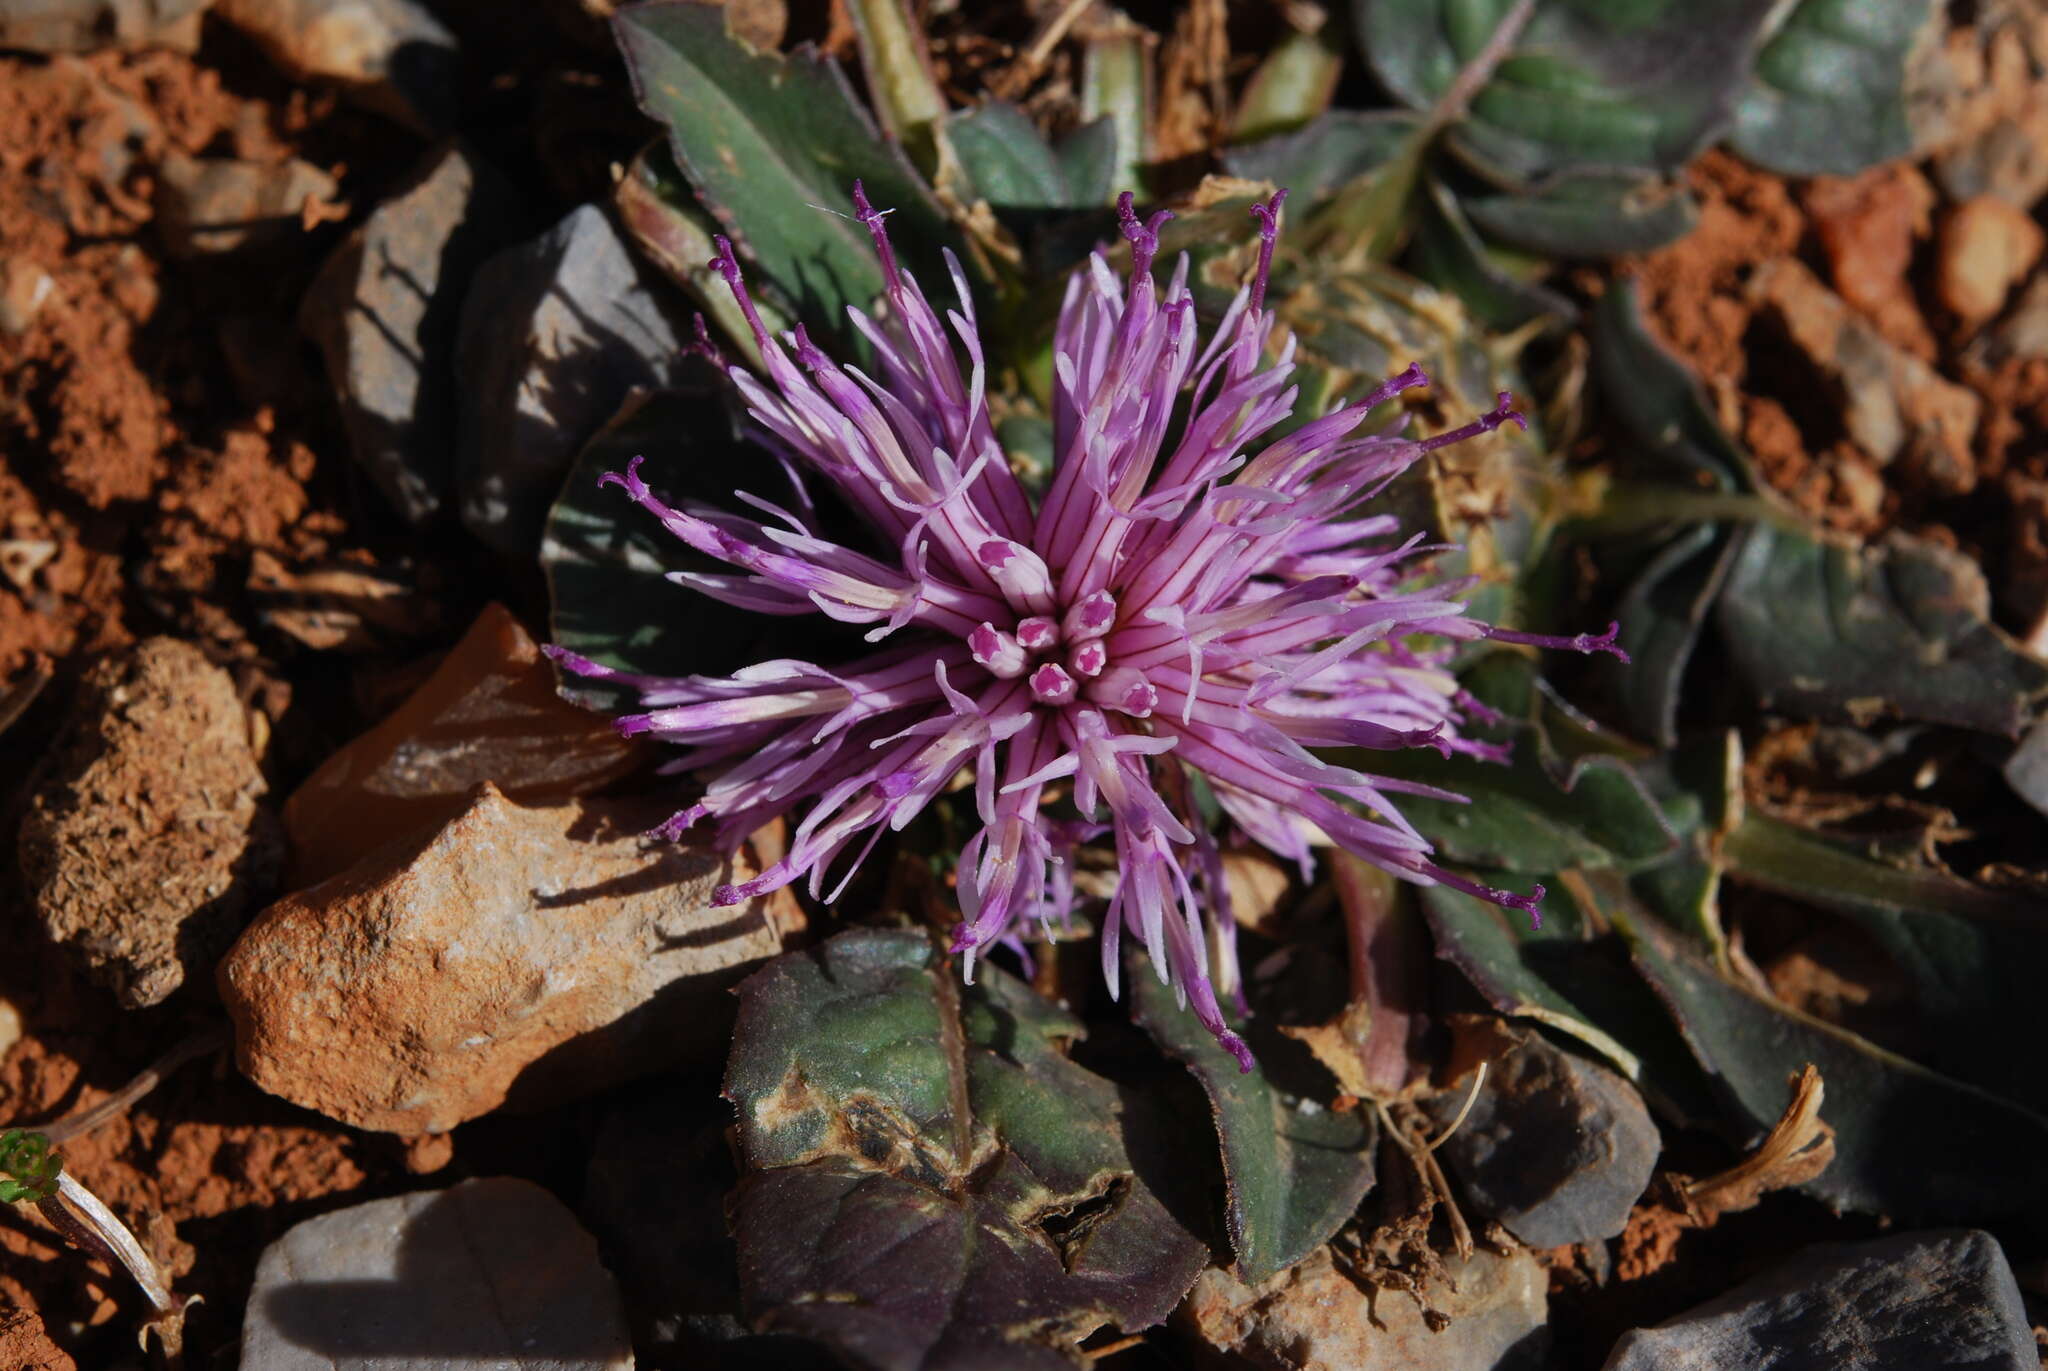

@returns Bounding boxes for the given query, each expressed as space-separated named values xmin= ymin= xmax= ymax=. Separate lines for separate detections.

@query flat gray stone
xmin=1603 ymin=1228 xmax=2036 ymax=1371
xmin=454 ymin=204 xmax=692 ymax=558
xmin=2004 ymin=716 xmax=2048 ymax=819
xmin=1432 ymin=1029 xmax=1660 ymax=1248
xmin=241 ymin=1176 xmax=634 ymax=1370
xmin=302 ymin=141 xmax=526 ymax=522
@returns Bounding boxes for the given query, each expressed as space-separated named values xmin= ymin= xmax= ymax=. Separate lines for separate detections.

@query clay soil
xmin=0 ymin=12 xmax=630 ymax=1368
xmin=1 ymin=4 xmax=2045 ymax=1371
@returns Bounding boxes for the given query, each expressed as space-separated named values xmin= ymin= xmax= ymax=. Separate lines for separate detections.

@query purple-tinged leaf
xmin=724 ymin=931 xmax=1208 ymax=1368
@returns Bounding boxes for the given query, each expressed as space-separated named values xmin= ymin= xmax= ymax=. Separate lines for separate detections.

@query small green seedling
xmin=0 ymin=1127 xmax=62 ymax=1203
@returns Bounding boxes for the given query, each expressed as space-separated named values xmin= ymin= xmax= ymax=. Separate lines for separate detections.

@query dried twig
xmin=41 ymin=1024 xmax=228 ymax=1145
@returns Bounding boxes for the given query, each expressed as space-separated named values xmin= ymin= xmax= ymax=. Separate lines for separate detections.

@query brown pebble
xmin=1938 ymin=197 xmax=2045 ymax=326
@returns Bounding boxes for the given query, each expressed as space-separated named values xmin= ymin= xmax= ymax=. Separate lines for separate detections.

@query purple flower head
xmin=548 ymin=185 xmax=1624 ymax=1070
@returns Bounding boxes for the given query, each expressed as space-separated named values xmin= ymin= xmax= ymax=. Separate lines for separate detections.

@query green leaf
xmin=1623 ymin=910 xmax=2048 ymax=1228
xmin=1222 ymin=110 xmax=1428 ymax=201
xmin=1460 ymin=170 xmax=1697 ymax=257
xmin=1714 ymin=524 xmax=2048 ymax=736
xmin=1361 ymin=653 xmax=1683 ymax=875
xmin=1607 ymin=523 xmax=1738 ymax=747
xmin=1357 ymin=0 xmax=1785 ymax=182
xmin=1408 ymin=175 xmax=1576 ymax=330
xmin=725 ymin=930 xmax=1208 ymax=1367
xmin=1294 ymin=115 xmax=1434 ymax=259
xmin=612 ymin=141 xmax=793 ymax=369
xmin=1079 ymin=25 xmax=1151 ymax=200
xmin=1419 ymin=872 xmax=1720 ymax=1126
xmin=540 ymin=385 xmax=860 ymax=708
xmin=948 ymin=103 xmax=1072 ymax=211
xmin=1730 ymin=0 xmax=1936 ymax=176
xmin=614 ymin=2 xmax=956 ymax=343
xmin=1722 ymin=812 xmax=2048 ymax=1112
xmin=1128 ymin=965 xmax=1376 ymax=1284
xmin=845 ymin=0 xmax=949 ymax=173
xmin=1055 ymin=118 xmax=1121 ymax=208
xmin=1590 ymin=280 xmax=1755 ymax=492
xmin=1587 ymin=279 xmax=2048 ymax=737
xmin=1233 ymin=19 xmax=1350 ymax=142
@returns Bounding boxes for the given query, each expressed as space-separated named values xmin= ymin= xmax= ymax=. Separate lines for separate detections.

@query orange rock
xmin=1748 ymin=258 xmax=1980 ymax=492
xmin=221 ymin=783 xmax=791 ymax=1133
xmin=1804 ymin=164 xmax=1936 ymax=354
xmin=19 ymin=638 xmax=280 ymax=1006
xmin=1938 ymin=196 xmax=2045 ymax=325
xmin=283 ymin=602 xmax=645 ymax=884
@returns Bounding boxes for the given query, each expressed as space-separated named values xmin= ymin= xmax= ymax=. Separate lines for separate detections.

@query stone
xmin=2003 ymin=717 xmax=2048 ymax=819
xmin=210 ymin=0 xmax=459 ymax=134
xmin=1429 ymin=1027 xmax=1660 ymax=1249
xmin=0 ymin=256 xmax=57 ymax=336
xmin=1802 ymin=164 xmax=1935 ymax=349
xmin=1185 ymin=1246 xmax=1548 ymax=1371
xmin=454 ymin=204 xmax=693 ymax=558
xmin=0 ymin=0 xmax=206 ymax=52
xmin=219 ymin=783 xmax=794 ymax=1133
xmin=1603 ymin=1228 xmax=2036 ymax=1371
xmin=281 ymin=601 xmax=645 ymax=885
xmin=1993 ymin=275 xmax=2048 ymax=361
xmin=241 ymin=1176 xmax=633 ymax=1370
xmin=300 ymin=142 xmax=526 ymax=523
xmin=20 ymin=638 xmax=281 ymax=1007
xmin=153 ymin=152 xmax=341 ymax=259
xmin=1749 ymin=257 xmax=1981 ymax=494
xmin=1938 ymin=196 xmax=2046 ymax=326
xmin=1927 ymin=6 xmax=2048 ymax=211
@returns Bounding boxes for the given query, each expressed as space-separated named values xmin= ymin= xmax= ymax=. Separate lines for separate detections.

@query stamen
xmin=1356 ymin=360 xmax=1428 ymax=413
xmin=650 ymin=803 xmax=709 ymax=842
xmin=1093 ymin=667 xmax=1156 ymax=718
xmin=1116 ymin=191 xmax=1175 ymax=279
xmin=1418 ymin=391 xmax=1526 ymax=452
xmin=1481 ymin=619 xmax=1629 ymax=662
xmin=1016 ymin=616 xmax=1058 ymax=651
xmin=1029 ymin=662 xmax=1078 ymax=706
xmin=1247 ymin=188 xmax=1288 ymax=316
xmin=708 ymin=236 xmax=775 ymax=350
xmin=850 ymin=180 xmax=901 ymax=288
xmin=684 ymin=314 xmax=727 ymax=367
xmin=1063 ymin=589 xmax=1117 ymax=641
xmin=970 ymin=623 xmax=1027 ymax=678
xmin=789 ymin=323 xmax=832 ymax=371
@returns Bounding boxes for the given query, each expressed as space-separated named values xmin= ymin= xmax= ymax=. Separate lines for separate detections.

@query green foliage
xmin=1221 ymin=0 xmax=1934 ymax=323
xmin=1731 ymin=0 xmax=1939 ymax=176
xmin=723 ymin=930 xmax=1208 ymax=1369
xmin=1582 ymin=282 xmax=2048 ymax=744
xmin=0 ymin=1130 xmax=61 ymax=1205
xmin=1128 ymin=963 xmax=1376 ymax=1283
xmin=613 ymin=3 xmax=957 ymax=348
